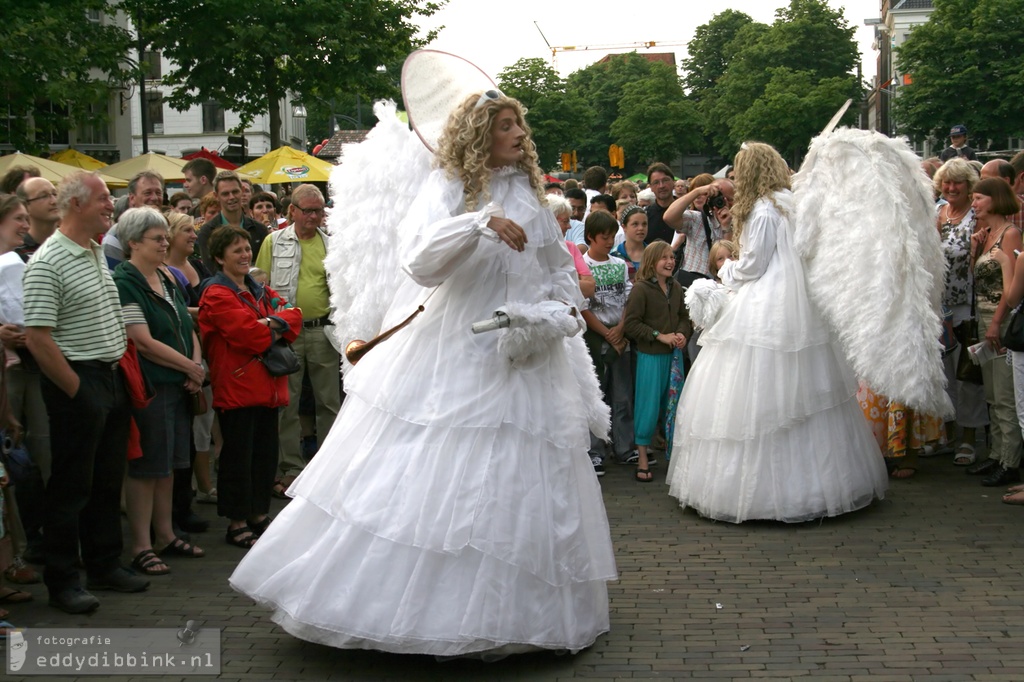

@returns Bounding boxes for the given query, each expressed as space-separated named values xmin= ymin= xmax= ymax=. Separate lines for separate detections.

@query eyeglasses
xmin=143 ymin=235 xmax=170 ymax=244
xmin=297 ymin=206 xmax=325 ymax=216
xmin=26 ymin=191 xmax=58 ymax=203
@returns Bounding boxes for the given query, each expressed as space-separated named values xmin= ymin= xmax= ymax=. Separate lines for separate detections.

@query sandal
xmin=635 ymin=468 xmax=653 ymax=483
xmin=888 ymin=465 xmax=916 ymax=479
xmin=157 ymin=537 xmax=205 ymax=558
xmin=130 ymin=549 xmax=170 ymax=576
xmin=226 ymin=526 xmax=258 ymax=549
xmin=0 ymin=587 xmax=33 ymax=604
xmin=248 ymin=516 xmax=273 ymax=536
xmin=953 ymin=443 xmax=976 ymax=466
xmin=271 ymin=477 xmax=294 ymax=500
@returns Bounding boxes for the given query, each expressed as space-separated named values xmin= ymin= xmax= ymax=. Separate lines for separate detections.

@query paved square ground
xmin=5 ymin=451 xmax=1024 ymax=680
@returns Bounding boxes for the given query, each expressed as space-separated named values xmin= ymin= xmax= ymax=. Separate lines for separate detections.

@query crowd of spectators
xmin=0 ymin=161 xmax=339 ymax=624
xmin=0 ymin=126 xmax=1022 ymax=630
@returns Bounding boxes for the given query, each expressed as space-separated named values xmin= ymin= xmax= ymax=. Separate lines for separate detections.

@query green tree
xmin=709 ymin=0 xmax=859 ymax=161
xmin=681 ymin=10 xmax=761 ymax=157
xmin=498 ymin=58 xmax=592 ymax=170
xmin=729 ymin=69 xmax=856 ymax=166
xmin=0 ymin=0 xmax=135 ymax=154
xmin=610 ymin=62 xmax=702 ymax=167
xmin=566 ymin=53 xmax=657 ymax=166
xmin=894 ymin=0 xmax=1024 ymax=148
xmin=134 ymin=0 xmax=442 ymax=150
xmin=681 ymin=9 xmax=756 ymax=104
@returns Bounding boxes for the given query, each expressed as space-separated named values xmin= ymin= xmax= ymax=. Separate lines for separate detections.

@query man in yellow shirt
xmin=255 ymin=184 xmax=340 ymax=493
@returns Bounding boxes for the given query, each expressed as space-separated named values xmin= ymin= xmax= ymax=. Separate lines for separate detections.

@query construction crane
xmin=533 ymin=21 xmax=686 ymax=67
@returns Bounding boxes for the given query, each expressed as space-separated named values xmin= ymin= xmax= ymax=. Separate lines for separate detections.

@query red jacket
xmin=198 ymin=274 xmax=303 ymax=410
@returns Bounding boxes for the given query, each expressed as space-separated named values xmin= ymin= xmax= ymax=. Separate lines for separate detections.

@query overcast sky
xmin=414 ymin=0 xmax=881 ymax=84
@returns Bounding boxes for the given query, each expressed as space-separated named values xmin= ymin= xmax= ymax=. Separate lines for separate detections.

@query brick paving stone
xmin=6 ymin=447 xmax=1024 ymax=680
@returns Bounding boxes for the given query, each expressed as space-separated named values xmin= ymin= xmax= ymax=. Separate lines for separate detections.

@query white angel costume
xmin=230 ymin=145 xmax=617 ymax=654
xmin=666 ymin=189 xmax=888 ymax=522
xmin=667 ymin=129 xmax=950 ymax=523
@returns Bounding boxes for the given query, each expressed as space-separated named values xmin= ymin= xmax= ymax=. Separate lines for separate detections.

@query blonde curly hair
xmin=730 ymin=142 xmax=791 ymax=245
xmin=435 ymin=92 xmax=546 ymax=211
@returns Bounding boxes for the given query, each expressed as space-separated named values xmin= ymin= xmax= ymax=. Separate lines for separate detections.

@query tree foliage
xmin=681 ymin=9 xmax=755 ymax=104
xmin=566 ymin=53 xmax=659 ymax=167
xmin=498 ymin=58 xmax=592 ymax=170
xmin=0 ymin=0 xmax=135 ymax=154
xmin=703 ymin=0 xmax=859 ymax=162
xmin=134 ymin=0 xmax=442 ymax=150
xmin=610 ymin=63 xmax=702 ymax=165
xmin=893 ymin=0 xmax=1024 ymax=148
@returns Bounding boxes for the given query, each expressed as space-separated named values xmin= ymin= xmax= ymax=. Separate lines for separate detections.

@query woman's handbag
xmin=189 ymin=389 xmax=209 ymax=416
xmin=239 ymin=293 xmax=301 ymax=377
xmin=1001 ymin=303 xmax=1024 ymax=352
xmin=260 ymin=338 xmax=301 ymax=377
xmin=955 ymin=320 xmax=983 ymax=384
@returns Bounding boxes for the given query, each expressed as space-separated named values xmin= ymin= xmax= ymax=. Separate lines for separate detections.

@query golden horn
xmin=344 ymin=305 xmax=425 ymax=365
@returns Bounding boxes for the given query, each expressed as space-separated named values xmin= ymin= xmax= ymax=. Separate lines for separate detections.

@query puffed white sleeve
xmin=540 ymin=235 xmax=584 ymax=310
xmin=399 ymin=172 xmax=503 ymax=287
xmin=718 ymin=203 xmax=778 ymax=289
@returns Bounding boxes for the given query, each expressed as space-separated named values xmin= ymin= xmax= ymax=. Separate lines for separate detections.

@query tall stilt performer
xmin=230 ymin=50 xmax=616 ymax=658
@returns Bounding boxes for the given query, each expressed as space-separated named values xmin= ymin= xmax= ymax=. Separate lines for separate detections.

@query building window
xmin=142 ymin=51 xmax=161 ymax=81
xmin=86 ymin=8 xmax=101 ymax=23
xmin=77 ymin=102 xmax=110 ymax=145
xmin=145 ymin=92 xmax=164 ymax=135
xmin=202 ymin=100 xmax=225 ymax=133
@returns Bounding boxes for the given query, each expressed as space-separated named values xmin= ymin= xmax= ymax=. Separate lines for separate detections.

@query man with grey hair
xmin=255 ymin=183 xmax=339 ymax=494
xmin=24 ymin=171 xmax=149 ymax=614
xmin=104 ymin=170 xmax=165 ymax=268
xmin=662 ymin=178 xmax=735 ymax=279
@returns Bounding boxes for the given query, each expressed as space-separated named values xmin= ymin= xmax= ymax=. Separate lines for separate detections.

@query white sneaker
xmin=195 ymin=488 xmax=218 ymax=504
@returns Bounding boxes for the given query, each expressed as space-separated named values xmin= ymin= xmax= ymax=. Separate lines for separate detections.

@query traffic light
xmin=561 ymin=152 xmax=571 ymax=172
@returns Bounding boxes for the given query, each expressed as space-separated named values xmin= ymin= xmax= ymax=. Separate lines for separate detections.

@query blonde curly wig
xmin=730 ymin=142 xmax=791 ymax=245
xmin=435 ymin=93 xmax=547 ymax=211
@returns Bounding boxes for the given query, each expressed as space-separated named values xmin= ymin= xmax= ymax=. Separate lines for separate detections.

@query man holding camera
xmin=662 ymin=179 xmax=734 ymax=279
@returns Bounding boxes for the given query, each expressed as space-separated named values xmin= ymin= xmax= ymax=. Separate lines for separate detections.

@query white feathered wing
xmin=323 ymin=101 xmax=609 ymax=439
xmin=793 ymin=127 xmax=953 ymax=419
xmin=324 ymin=101 xmax=432 ymax=375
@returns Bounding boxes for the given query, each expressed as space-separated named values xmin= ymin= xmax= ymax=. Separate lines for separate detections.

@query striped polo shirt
xmin=23 ymin=230 xmax=127 ymax=362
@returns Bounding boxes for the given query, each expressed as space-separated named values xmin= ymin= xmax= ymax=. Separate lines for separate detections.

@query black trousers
xmin=216 ymin=406 xmax=278 ymax=521
xmin=40 ymin=363 xmax=130 ymax=592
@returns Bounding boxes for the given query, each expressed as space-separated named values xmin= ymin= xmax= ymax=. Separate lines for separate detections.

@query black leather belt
xmin=302 ymin=316 xmax=331 ymax=329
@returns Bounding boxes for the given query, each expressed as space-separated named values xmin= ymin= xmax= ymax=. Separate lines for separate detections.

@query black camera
xmin=707 ymin=194 xmax=727 ymax=210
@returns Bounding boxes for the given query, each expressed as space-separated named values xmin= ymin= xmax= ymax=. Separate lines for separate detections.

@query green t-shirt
xmin=255 ymin=230 xmax=330 ymax=319
xmin=294 ymin=235 xmax=330 ymax=319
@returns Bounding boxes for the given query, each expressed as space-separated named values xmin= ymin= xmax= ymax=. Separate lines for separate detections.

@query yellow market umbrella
xmin=235 ymin=146 xmax=335 ymax=184
xmin=0 ymin=152 xmax=126 ymax=187
xmin=101 ymin=152 xmax=189 ymax=183
xmin=50 ymin=148 xmax=108 ymax=171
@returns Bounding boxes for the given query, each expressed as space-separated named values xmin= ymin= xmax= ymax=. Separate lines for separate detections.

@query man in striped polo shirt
xmin=24 ymin=171 xmax=150 ymax=614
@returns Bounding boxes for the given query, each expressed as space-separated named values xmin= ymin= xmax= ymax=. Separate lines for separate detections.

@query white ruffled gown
xmin=230 ymin=167 xmax=617 ymax=657
xmin=666 ymin=191 xmax=888 ymax=523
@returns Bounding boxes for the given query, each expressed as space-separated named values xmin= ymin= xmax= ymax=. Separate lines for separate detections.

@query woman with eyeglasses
xmin=112 ymin=208 xmax=207 ymax=576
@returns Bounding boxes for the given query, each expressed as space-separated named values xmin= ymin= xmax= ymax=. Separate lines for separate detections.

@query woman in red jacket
xmin=199 ymin=226 xmax=302 ymax=549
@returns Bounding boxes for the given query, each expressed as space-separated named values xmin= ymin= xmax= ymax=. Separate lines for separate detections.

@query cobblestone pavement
xmin=5 ymin=449 xmax=1024 ymax=681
